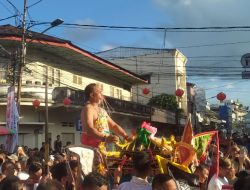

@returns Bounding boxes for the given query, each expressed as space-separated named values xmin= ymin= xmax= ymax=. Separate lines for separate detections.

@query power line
xmin=27 ymin=0 xmax=43 ymax=9
xmin=0 ymin=14 xmax=18 ymax=22
xmin=5 ymin=0 xmax=21 ymax=26
xmin=60 ymin=23 xmax=250 ymax=31
xmin=5 ymin=0 xmax=20 ymax=14
xmin=0 ymin=0 xmax=13 ymax=14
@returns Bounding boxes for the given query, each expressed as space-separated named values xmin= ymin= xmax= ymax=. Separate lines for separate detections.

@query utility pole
xmin=9 ymin=51 xmax=18 ymax=86
xmin=16 ymin=0 xmax=27 ymax=113
xmin=44 ymin=66 xmax=49 ymax=162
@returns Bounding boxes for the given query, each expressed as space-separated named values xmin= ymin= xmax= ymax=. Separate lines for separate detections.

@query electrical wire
xmin=59 ymin=23 xmax=250 ymax=32
xmin=27 ymin=0 xmax=43 ymax=9
xmin=23 ymin=60 xmax=248 ymax=104
xmin=0 ymin=0 xmax=13 ymax=14
xmin=5 ymin=0 xmax=21 ymax=26
xmin=0 ymin=14 xmax=18 ymax=22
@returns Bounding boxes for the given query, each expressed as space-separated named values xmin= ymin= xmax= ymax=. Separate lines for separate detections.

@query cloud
xmin=151 ymin=0 xmax=250 ymax=74
xmin=153 ymin=0 xmax=192 ymax=7
xmin=63 ymin=18 xmax=101 ymax=42
xmin=100 ymin=44 xmax=116 ymax=51
xmin=225 ymin=84 xmax=235 ymax=89
xmin=208 ymin=78 xmax=220 ymax=82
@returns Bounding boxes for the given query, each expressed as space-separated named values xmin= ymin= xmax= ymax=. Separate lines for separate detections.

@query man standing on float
xmin=81 ymin=83 xmax=130 ymax=148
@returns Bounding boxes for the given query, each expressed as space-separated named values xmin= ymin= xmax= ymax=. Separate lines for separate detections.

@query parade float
xmin=67 ymin=119 xmax=219 ymax=189
xmin=86 ymin=119 xmax=218 ymax=187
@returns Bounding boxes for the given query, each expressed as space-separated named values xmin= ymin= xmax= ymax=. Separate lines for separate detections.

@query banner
xmin=193 ymin=131 xmax=219 ymax=176
xmin=181 ymin=117 xmax=193 ymax=144
xmin=6 ymin=86 xmax=19 ymax=153
xmin=193 ymin=131 xmax=217 ymax=161
xmin=175 ymin=142 xmax=196 ymax=166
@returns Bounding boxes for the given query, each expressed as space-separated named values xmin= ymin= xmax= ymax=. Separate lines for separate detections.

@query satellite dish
xmin=241 ymin=53 xmax=250 ymax=68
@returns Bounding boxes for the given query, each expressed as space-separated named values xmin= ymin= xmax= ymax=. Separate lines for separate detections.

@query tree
xmin=148 ymin=93 xmax=183 ymax=113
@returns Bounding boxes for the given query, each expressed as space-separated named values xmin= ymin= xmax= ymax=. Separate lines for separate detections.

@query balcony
xmin=0 ymin=84 xmax=53 ymax=104
xmin=52 ymin=87 xmax=151 ymax=117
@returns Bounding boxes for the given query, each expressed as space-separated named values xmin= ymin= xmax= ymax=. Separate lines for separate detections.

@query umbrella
xmin=0 ymin=126 xmax=16 ymax=135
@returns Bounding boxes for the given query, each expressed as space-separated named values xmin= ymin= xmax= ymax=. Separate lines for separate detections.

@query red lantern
xmin=63 ymin=98 xmax=72 ymax=106
xmin=216 ymin=92 xmax=226 ymax=102
xmin=142 ymin=88 xmax=150 ymax=95
xmin=32 ymin=99 xmax=40 ymax=109
xmin=175 ymin=88 xmax=184 ymax=97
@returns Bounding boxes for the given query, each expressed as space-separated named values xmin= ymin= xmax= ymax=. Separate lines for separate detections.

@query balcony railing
xmin=0 ymin=84 xmax=53 ymax=103
xmin=52 ymin=87 xmax=151 ymax=117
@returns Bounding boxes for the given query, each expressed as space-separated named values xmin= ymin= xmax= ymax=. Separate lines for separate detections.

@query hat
xmin=7 ymin=154 xmax=18 ymax=162
xmin=17 ymin=171 xmax=30 ymax=180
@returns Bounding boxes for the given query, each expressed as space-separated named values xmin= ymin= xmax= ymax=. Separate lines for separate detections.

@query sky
xmin=1 ymin=0 xmax=250 ymax=107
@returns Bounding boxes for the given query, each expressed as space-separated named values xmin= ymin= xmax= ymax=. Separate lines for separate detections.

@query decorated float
xmin=67 ymin=118 xmax=220 ymax=189
xmin=90 ymin=119 xmax=219 ymax=187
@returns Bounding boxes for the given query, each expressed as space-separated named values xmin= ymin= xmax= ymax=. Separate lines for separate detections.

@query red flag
xmin=175 ymin=142 xmax=196 ymax=166
xmin=181 ymin=117 xmax=193 ymax=144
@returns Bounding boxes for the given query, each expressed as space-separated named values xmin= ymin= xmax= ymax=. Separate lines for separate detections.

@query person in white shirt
xmin=208 ymin=157 xmax=231 ymax=190
xmin=114 ymin=151 xmax=152 ymax=190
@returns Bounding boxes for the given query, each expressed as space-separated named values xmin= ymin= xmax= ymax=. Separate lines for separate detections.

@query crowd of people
xmin=0 ymin=131 xmax=249 ymax=190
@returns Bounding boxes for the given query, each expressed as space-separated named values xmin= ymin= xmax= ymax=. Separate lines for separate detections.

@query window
xmin=78 ymin=77 xmax=82 ymax=85
xmin=35 ymin=81 xmax=41 ymax=85
xmin=48 ymin=67 xmax=54 ymax=84
xmin=177 ymin=76 xmax=181 ymax=86
xmin=110 ymin=86 xmax=114 ymax=97
xmin=42 ymin=66 xmax=46 ymax=84
xmin=26 ymin=80 xmax=32 ymax=85
xmin=55 ymin=69 xmax=60 ymax=86
xmin=115 ymin=89 xmax=122 ymax=99
xmin=0 ymin=69 xmax=6 ymax=83
xmin=97 ymin=83 xmax=103 ymax=91
xmin=73 ymin=75 xmax=77 ymax=84
xmin=0 ymin=69 xmax=6 ymax=81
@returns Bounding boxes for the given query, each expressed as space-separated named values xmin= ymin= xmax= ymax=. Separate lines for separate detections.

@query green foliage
xmin=148 ymin=93 xmax=182 ymax=112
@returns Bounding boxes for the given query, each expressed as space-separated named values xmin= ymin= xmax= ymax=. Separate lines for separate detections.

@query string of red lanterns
xmin=216 ymin=92 xmax=226 ymax=102
xmin=63 ymin=97 xmax=72 ymax=107
xmin=142 ymin=88 xmax=150 ymax=95
xmin=175 ymin=88 xmax=184 ymax=97
xmin=32 ymin=98 xmax=72 ymax=109
xmin=32 ymin=99 xmax=40 ymax=109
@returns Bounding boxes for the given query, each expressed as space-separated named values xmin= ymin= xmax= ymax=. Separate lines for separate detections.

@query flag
xmin=167 ymin=162 xmax=199 ymax=188
xmin=155 ymin=155 xmax=168 ymax=174
xmin=6 ymin=86 xmax=19 ymax=153
xmin=193 ymin=131 xmax=217 ymax=161
xmin=155 ymin=155 xmax=191 ymax=174
xmin=193 ymin=131 xmax=219 ymax=176
xmin=181 ymin=117 xmax=193 ymax=144
xmin=175 ymin=142 xmax=196 ymax=166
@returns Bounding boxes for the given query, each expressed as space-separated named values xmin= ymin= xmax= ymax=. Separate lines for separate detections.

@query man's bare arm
xmin=108 ymin=117 xmax=128 ymax=139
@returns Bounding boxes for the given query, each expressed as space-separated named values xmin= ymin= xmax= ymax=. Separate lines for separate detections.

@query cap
xmin=7 ymin=154 xmax=18 ymax=162
xmin=17 ymin=171 xmax=30 ymax=180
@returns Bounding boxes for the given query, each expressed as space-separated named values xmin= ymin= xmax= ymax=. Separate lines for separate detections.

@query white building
xmin=0 ymin=25 xmax=148 ymax=149
xmin=97 ymin=47 xmax=188 ymax=114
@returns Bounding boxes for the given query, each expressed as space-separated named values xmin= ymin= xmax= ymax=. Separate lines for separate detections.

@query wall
xmin=103 ymin=49 xmax=188 ymax=113
xmin=23 ymin=61 xmax=132 ymax=101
